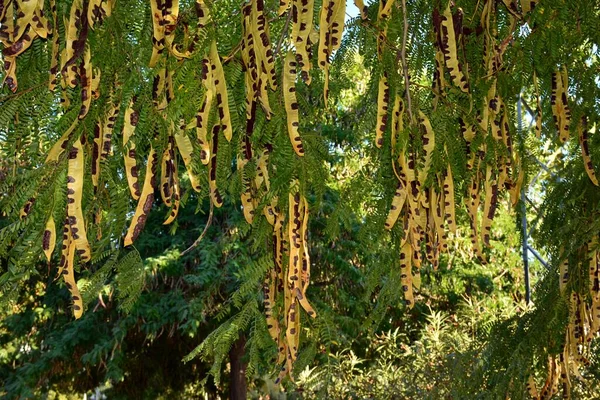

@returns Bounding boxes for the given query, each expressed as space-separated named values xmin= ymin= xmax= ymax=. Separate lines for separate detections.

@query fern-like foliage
xmin=1 ymin=0 xmax=600 ymax=397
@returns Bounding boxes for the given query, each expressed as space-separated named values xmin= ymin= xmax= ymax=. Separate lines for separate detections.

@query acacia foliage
xmin=1 ymin=0 xmax=600 ymax=397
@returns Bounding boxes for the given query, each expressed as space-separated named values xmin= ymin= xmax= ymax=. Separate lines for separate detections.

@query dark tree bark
xmin=229 ymin=335 xmax=247 ymax=400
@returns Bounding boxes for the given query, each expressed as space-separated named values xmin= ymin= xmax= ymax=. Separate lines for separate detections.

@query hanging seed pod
xmin=375 ymin=73 xmax=389 ymax=148
xmin=283 ymin=51 xmax=304 ymax=156
xmin=67 ymin=137 xmax=91 ymax=262
xmin=174 ymin=120 xmax=202 ymax=192
xmin=578 ymin=116 xmax=598 ymax=186
xmin=124 ymin=147 xmax=158 ymax=246
xmin=440 ymin=4 xmax=469 ymax=93
xmin=43 ymin=215 xmax=57 ymax=261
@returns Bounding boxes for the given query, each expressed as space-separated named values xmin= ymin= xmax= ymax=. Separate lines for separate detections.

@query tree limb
xmin=181 ymin=201 xmax=214 ymax=256
xmin=400 ymin=0 xmax=414 ymax=123
xmin=274 ymin=10 xmax=292 ymax=57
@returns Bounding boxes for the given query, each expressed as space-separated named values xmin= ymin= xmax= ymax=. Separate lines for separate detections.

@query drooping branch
xmin=274 ymin=10 xmax=292 ymax=57
xmin=400 ymin=0 xmax=413 ymax=124
xmin=181 ymin=201 xmax=214 ymax=256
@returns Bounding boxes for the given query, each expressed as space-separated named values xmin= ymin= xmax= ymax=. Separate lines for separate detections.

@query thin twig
xmin=0 ymin=80 xmax=49 ymax=104
xmin=354 ymin=15 xmax=403 ymax=55
xmin=222 ymin=41 xmax=243 ymax=64
xmin=274 ymin=10 xmax=292 ymax=57
xmin=181 ymin=200 xmax=214 ymax=256
xmin=400 ymin=0 xmax=414 ymax=124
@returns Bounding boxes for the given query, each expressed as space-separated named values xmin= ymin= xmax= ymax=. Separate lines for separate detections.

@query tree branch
xmin=181 ymin=201 xmax=214 ymax=256
xmin=274 ymin=10 xmax=292 ymax=57
xmin=222 ymin=41 xmax=243 ymax=64
xmin=0 ymin=80 xmax=49 ymax=104
xmin=400 ymin=0 xmax=414 ymax=124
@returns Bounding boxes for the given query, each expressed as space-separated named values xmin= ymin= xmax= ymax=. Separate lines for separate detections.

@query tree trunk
xmin=229 ymin=335 xmax=247 ymax=400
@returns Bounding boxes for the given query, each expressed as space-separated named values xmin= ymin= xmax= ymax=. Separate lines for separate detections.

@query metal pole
xmin=526 ymin=244 xmax=549 ymax=269
xmin=521 ymin=193 xmax=531 ymax=303
xmin=518 ymin=94 xmax=531 ymax=304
